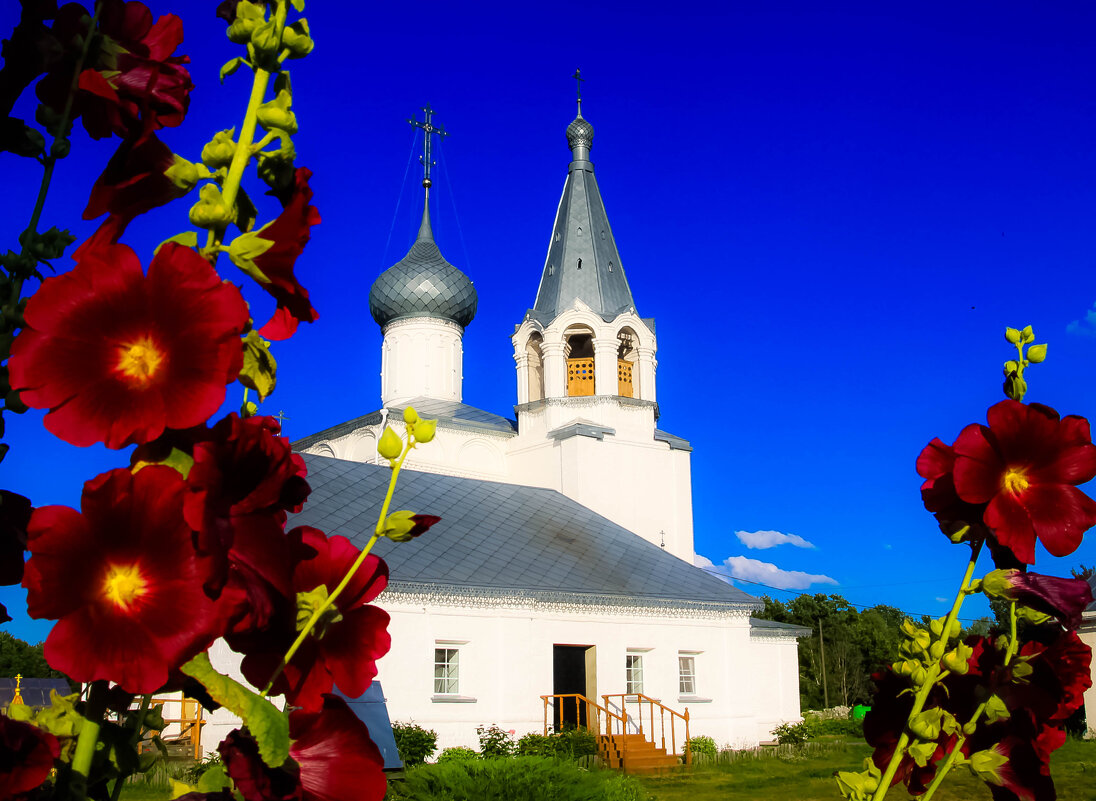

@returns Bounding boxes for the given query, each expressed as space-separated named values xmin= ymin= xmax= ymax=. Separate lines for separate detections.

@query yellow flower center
xmin=116 ymin=336 xmax=165 ymax=384
xmin=101 ymin=563 xmax=148 ymax=611
xmin=1002 ymin=468 xmax=1030 ymax=495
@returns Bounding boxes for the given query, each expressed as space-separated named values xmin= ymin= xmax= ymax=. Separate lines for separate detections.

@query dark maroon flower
xmin=0 ymin=714 xmax=59 ymax=799
xmin=23 ymin=467 xmax=232 ymax=693
xmin=220 ymin=695 xmax=385 ymax=801
xmin=0 ymin=490 xmax=32 ymax=587
xmin=183 ymin=414 xmax=309 ymax=623
xmin=1004 ymin=630 xmax=1092 ymax=725
xmin=231 ymin=528 xmax=390 ymax=711
xmin=83 ymin=119 xmax=191 ymax=237
xmin=952 ymin=400 xmax=1096 ymax=564
xmin=982 ymin=569 xmax=1094 ymax=630
xmin=36 ymin=0 xmax=192 ymax=139
xmin=290 ymin=695 xmax=386 ymax=801
xmin=9 ymin=240 xmax=248 ymax=449
xmin=252 ymin=168 xmax=321 ymax=341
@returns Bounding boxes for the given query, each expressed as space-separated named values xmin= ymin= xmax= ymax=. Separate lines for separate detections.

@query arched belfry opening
xmin=617 ymin=327 xmax=639 ymax=398
xmin=564 ymin=326 xmax=595 ymax=397
xmin=526 ymin=333 xmax=544 ymax=402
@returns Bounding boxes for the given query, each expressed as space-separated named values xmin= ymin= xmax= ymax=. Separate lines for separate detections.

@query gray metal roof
xmin=749 ymin=618 xmax=812 ymax=638
xmin=369 ymin=201 xmax=477 ymax=329
xmin=529 ymin=110 xmax=638 ymax=325
xmin=291 ymin=399 xmax=516 ymax=452
xmin=292 ymin=454 xmax=759 ymax=610
xmin=386 ymin=397 xmax=516 ymax=435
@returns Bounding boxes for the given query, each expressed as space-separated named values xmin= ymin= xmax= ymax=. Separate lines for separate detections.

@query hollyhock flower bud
xmin=403 ymin=406 xmax=419 ymax=425
xmin=256 ymin=90 xmax=298 ymax=136
xmin=1026 ymin=343 xmax=1047 ymax=363
xmin=282 ymin=20 xmax=313 ymax=59
xmin=190 ymin=184 xmax=236 ymax=228
xmin=202 ymin=129 xmax=238 ymax=170
xmin=227 ymin=0 xmax=265 ymax=44
xmin=412 ymin=418 xmax=437 ymax=444
xmin=1005 ymin=327 xmax=1022 ymax=344
xmin=377 ymin=427 xmax=402 ymax=460
xmin=982 ymin=569 xmax=1094 ymax=630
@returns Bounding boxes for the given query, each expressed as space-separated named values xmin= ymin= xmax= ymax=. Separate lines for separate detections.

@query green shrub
xmin=514 ymin=727 xmax=597 ymax=760
xmin=475 ymin=724 xmax=514 ymax=758
xmin=436 ymin=746 xmax=478 ymax=763
xmin=384 ymin=756 xmax=642 ymax=801
xmin=773 ymin=720 xmax=812 ymax=746
xmin=515 ymin=732 xmax=557 ymax=757
xmin=686 ymin=735 xmax=718 ymax=760
xmin=392 ymin=722 xmax=438 ymax=766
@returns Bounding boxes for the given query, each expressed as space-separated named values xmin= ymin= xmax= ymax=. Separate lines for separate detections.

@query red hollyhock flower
xmin=231 ymin=528 xmax=390 ymax=710
xmin=1004 ymin=629 xmax=1092 ymax=725
xmin=0 ymin=714 xmax=60 ymax=799
xmin=22 ymin=466 xmax=231 ymax=693
xmin=917 ymin=437 xmax=990 ymax=543
xmin=37 ymin=0 xmax=192 ymax=139
xmin=952 ymin=400 xmax=1096 ymax=564
xmin=10 ymin=240 xmax=248 ymax=449
xmin=184 ymin=414 xmax=310 ymax=624
xmin=219 ymin=695 xmax=385 ymax=801
xmin=252 ymin=168 xmax=321 ymax=341
xmin=83 ymin=120 xmax=191 ymax=238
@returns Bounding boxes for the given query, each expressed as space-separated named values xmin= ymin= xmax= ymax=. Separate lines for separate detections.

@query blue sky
xmin=2 ymin=1 xmax=1096 ymax=642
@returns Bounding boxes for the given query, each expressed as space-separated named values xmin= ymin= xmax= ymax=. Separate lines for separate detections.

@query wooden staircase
xmin=598 ymin=733 xmax=681 ymax=773
xmin=540 ymin=692 xmax=691 ymax=775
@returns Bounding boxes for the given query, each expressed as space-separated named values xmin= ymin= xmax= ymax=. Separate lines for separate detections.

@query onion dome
xmin=566 ymin=112 xmax=594 ymax=161
xmin=369 ymin=203 xmax=477 ymax=329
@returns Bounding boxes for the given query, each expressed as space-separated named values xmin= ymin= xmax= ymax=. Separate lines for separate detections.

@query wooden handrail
xmin=540 ymin=693 xmax=630 ymax=764
xmin=602 ymin=692 xmax=692 ymax=764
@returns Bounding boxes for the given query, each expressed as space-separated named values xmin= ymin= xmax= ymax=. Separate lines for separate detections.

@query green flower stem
xmin=870 ymin=540 xmax=984 ymax=801
xmin=70 ymin=680 xmax=108 ymax=797
xmin=109 ymin=693 xmax=152 ymax=801
xmin=261 ymin=434 xmax=416 ymax=697
xmin=204 ymin=0 xmax=288 ymax=262
xmin=919 ymin=601 xmax=1018 ymax=801
xmin=9 ymin=0 xmax=101 ymax=304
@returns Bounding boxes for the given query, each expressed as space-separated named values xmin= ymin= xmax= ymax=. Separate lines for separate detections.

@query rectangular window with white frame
xmin=434 ymin=646 xmax=460 ymax=695
xmin=678 ymin=654 xmax=697 ymax=695
xmin=625 ymin=653 xmax=644 ymax=694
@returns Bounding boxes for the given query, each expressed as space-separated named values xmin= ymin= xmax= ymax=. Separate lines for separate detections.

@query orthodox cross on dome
xmin=573 ymin=68 xmax=584 ymax=114
xmin=408 ymin=103 xmax=448 ymax=193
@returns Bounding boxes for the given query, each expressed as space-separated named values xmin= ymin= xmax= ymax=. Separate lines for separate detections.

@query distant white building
xmin=206 ymin=102 xmax=806 ymax=759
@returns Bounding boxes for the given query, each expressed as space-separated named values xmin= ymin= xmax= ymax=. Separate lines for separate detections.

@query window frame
xmin=625 ymin=652 xmax=645 ymax=695
xmin=678 ymin=654 xmax=697 ymax=696
xmin=434 ymin=646 xmax=460 ymax=695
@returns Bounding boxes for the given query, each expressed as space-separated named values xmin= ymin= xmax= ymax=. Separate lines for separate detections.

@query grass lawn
xmin=636 ymin=738 xmax=1096 ymax=801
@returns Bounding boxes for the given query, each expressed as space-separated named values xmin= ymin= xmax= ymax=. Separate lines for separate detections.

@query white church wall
xmin=748 ymin=636 xmax=805 ymax=743
xmin=375 ymin=594 xmax=776 ymax=754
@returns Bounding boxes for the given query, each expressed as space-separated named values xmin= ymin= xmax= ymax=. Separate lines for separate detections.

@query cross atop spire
xmin=573 ymin=69 xmax=584 ymax=115
xmin=408 ymin=104 xmax=448 ymax=193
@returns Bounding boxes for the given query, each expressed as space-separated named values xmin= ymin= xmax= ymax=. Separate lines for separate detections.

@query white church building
xmin=207 ymin=100 xmax=807 ymax=758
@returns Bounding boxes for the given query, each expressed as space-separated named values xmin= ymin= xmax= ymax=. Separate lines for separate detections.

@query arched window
xmin=526 ymin=333 xmax=544 ymax=402
xmin=616 ymin=328 xmax=639 ymax=398
xmin=564 ymin=326 xmax=595 ymax=397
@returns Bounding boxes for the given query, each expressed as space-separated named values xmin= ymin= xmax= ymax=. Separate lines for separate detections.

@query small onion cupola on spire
xmin=369 ymin=103 xmax=476 ymax=330
xmin=566 ymin=113 xmax=594 ymax=162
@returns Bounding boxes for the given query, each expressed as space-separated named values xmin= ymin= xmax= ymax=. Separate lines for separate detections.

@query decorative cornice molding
xmin=515 ymin=395 xmax=658 ymax=415
xmin=382 ymin=316 xmax=463 ymax=336
xmin=380 ymin=582 xmax=758 ymax=620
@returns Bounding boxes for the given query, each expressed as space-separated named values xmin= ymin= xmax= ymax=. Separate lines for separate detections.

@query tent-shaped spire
xmin=531 ymin=99 xmax=637 ymax=324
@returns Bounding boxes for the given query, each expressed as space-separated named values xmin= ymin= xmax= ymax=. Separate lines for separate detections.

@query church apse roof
xmin=292 ymin=454 xmax=758 ymax=610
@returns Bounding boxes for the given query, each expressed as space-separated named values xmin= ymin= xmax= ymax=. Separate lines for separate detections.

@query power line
xmin=696 ymin=565 xmax=987 ymax=623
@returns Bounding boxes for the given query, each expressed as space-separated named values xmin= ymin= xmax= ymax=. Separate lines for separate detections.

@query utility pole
xmin=819 ymin=618 xmax=829 ymax=709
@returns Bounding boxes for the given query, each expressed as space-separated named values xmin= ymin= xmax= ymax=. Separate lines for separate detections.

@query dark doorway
xmin=552 ymin=645 xmax=595 ymax=731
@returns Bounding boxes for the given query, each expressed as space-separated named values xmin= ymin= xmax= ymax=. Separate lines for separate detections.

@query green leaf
xmin=196 ymin=765 xmax=233 ymax=793
xmin=226 ymin=231 xmax=275 ymax=283
xmin=220 ymin=57 xmax=245 ymax=83
xmin=180 ymin=651 xmax=289 ymax=768
xmin=132 ymin=446 xmax=195 ymax=479
xmin=154 ymin=231 xmax=199 ymax=255
xmin=968 ymin=747 xmax=1008 ymax=785
xmin=240 ymin=330 xmax=277 ymax=401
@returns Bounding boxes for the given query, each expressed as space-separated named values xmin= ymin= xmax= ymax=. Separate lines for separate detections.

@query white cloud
xmin=695 ymin=554 xmax=837 ymax=591
xmin=735 ymin=529 xmax=816 ymax=550
xmin=1067 ymin=302 xmax=1096 ymax=337
xmin=935 ymin=597 xmax=948 ymax=603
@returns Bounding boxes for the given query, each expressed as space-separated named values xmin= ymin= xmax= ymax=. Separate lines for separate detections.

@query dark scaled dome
xmin=369 ymin=206 xmax=477 ymax=329
xmin=566 ymin=114 xmax=594 ymax=154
